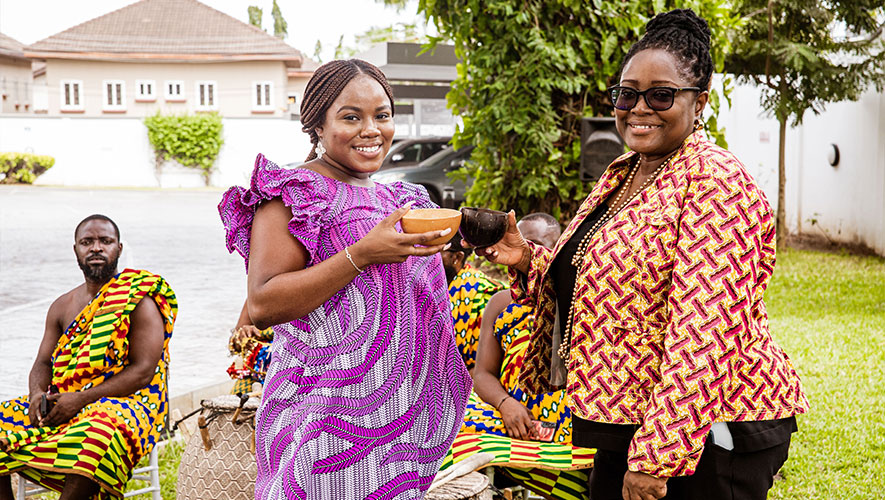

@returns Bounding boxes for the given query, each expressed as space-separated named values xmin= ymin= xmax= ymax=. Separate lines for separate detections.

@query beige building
xmin=24 ymin=0 xmax=314 ymax=118
xmin=0 ymin=32 xmax=33 ymax=114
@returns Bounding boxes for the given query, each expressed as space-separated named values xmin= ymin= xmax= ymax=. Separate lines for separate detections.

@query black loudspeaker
xmin=580 ymin=117 xmax=624 ymax=182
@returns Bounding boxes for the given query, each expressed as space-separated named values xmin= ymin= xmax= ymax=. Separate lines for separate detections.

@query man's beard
xmin=78 ymin=255 xmax=119 ymax=283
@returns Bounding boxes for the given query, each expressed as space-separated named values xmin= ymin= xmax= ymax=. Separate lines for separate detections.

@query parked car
xmin=371 ymin=145 xmax=475 ymax=206
xmin=377 ymin=136 xmax=452 ymax=172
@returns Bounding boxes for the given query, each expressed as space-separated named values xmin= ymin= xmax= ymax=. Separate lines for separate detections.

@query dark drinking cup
xmin=459 ymin=207 xmax=508 ymax=248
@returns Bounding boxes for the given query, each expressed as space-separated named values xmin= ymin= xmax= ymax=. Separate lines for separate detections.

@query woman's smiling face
xmin=316 ymin=75 xmax=395 ymax=176
xmin=615 ymin=49 xmax=707 ymax=161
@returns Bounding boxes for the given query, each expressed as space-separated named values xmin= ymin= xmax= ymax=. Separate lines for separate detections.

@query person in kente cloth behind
xmin=476 ymin=9 xmax=809 ymax=500
xmin=444 ymin=213 xmax=596 ymax=500
xmin=0 ymin=215 xmax=176 ymax=500
xmin=442 ymin=233 xmax=505 ymax=371
xmin=218 ymin=59 xmax=471 ymax=500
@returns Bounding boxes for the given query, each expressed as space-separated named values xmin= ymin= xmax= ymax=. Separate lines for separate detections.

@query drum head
xmin=200 ymin=394 xmax=259 ymax=412
xmin=426 ymin=472 xmax=490 ymax=500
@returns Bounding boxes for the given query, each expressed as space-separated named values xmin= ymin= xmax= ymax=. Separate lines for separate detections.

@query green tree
xmin=727 ymin=1 xmax=885 ymax=246
xmin=313 ymin=40 xmax=323 ymax=63
xmin=334 ymin=34 xmax=350 ymax=60
xmin=271 ymin=0 xmax=287 ymax=39
xmin=334 ymin=23 xmax=431 ymax=60
xmin=247 ymin=5 xmax=263 ymax=29
xmin=418 ymin=0 xmax=740 ymax=218
xmin=355 ymin=22 xmax=425 ymax=46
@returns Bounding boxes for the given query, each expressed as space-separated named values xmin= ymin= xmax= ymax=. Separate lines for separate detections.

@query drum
xmin=176 ymin=395 xmax=260 ymax=500
xmin=426 ymin=472 xmax=492 ymax=500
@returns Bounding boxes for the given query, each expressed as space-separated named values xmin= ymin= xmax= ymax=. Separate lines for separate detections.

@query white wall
xmin=0 ymin=56 xmax=33 ymax=114
xmin=43 ymin=59 xmax=289 ymax=118
xmin=0 ymin=116 xmax=312 ymax=188
xmin=715 ymin=79 xmax=885 ymax=255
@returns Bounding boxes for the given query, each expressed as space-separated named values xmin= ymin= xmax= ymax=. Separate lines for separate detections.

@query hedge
xmin=144 ymin=112 xmax=224 ymax=184
xmin=0 ymin=152 xmax=55 ymax=184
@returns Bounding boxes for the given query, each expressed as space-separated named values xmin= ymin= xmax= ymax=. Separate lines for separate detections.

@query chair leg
xmin=123 ymin=447 xmax=161 ymax=499
xmin=149 ymin=448 xmax=160 ymax=500
xmin=15 ymin=474 xmax=25 ymax=500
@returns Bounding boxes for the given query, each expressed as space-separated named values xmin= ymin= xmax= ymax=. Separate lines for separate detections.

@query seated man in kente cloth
xmin=441 ymin=213 xmax=595 ymax=500
xmin=0 ymin=215 xmax=177 ymax=500
xmin=442 ymin=233 xmax=505 ymax=371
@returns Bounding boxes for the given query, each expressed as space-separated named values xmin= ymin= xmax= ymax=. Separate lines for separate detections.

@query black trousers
xmin=588 ymin=440 xmax=791 ymax=500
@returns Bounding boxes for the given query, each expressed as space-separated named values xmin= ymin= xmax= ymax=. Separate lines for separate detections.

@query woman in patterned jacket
xmin=477 ymin=9 xmax=809 ymax=500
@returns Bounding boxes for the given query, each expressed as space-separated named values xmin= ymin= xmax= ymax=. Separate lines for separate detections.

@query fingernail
xmin=403 ymin=201 xmax=414 ymax=210
xmin=443 ymin=243 xmax=452 ymax=250
xmin=439 ymin=228 xmax=451 ymax=236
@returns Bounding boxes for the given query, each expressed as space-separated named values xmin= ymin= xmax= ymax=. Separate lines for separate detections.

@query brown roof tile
xmin=25 ymin=0 xmax=303 ymax=65
xmin=0 ymin=32 xmax=27 ymax=59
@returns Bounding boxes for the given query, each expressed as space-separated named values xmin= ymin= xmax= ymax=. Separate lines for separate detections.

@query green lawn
xmin=132 ymin=249 xmax=884 ymax=500
xmin=766 ymin=249 xmax=885 ymax=500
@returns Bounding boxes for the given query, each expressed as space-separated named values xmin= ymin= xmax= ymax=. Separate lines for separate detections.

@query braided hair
xmin=300 ymin=59 xmax=395 ymax=161
xmin=622 ymin=9 xmax=713 ymax=91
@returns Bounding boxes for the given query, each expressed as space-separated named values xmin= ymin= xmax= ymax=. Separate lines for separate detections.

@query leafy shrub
xmin=0 ymin=152 xmax=55 ymax=184
xmin=144 ymin=112 xmax=224 ymax=184
xmin=420 ymin=0 xmax=739 ymax=219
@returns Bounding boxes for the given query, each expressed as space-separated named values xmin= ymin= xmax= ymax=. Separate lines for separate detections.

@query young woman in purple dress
xmin=218 ymin=59 xmax=471 ymax=500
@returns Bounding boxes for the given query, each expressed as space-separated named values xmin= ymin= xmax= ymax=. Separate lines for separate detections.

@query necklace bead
xmin=558 ymin=152 xmax=677 ymax=364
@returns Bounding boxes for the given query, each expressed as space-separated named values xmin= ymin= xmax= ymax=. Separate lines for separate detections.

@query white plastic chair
xmin=16 ymin=446 xmax=160 ymax=499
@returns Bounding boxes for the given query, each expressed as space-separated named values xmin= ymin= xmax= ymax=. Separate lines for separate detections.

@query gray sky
xmin=0 ymin=0 xmax=430 ymax=62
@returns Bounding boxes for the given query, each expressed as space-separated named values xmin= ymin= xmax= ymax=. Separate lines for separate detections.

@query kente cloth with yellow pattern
xmin=446 ymin=303 xmax=593 ymax=500
xmin=440 ymin=434 xmax=593 ymax=500
xmin=449 ymin=263 xmax=505 ymax=370
xmin=0 ymin=269 xmax=177 ymax=499
xmin=227 ymin=327 xmax=273 ymax=395
xmin=513 ymin=131 xmax=810 ymax=478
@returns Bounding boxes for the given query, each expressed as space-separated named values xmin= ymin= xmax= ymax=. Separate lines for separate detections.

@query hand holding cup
xmin=470 ymin=210 xmax=532 ymax=274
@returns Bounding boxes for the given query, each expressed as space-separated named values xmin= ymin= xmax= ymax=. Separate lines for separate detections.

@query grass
xmin=765 ymin=249 xmax=885 ymax=499
xmin=153 ymin=439 xmax=186 ymax=500
xmin=31 ymin=249 xmax=882 ymax=499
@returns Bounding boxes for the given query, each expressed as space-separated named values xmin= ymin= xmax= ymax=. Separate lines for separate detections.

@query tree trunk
xmin=776 ymin=114 xmax=787 ymax=248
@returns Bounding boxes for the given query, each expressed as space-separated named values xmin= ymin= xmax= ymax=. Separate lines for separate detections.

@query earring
xmin=694 ymin=118 xmax=704 ymax=131
xmin=315 ymin=141 xmax=326 ymax=157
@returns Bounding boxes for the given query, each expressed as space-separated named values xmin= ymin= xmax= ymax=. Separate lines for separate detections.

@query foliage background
xmin=0 ymin=152 xmax=55 ymax=184
xmin=725 ymin=0 xmax=885 ymax=245
xmin=418 ymin=0 xmax=741 ymax=219
xmin=143 ymin=113 xmax=224 ymax=185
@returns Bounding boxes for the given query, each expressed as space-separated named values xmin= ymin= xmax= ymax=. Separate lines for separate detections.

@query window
xmin=165 ymin=80 xmax=184 ymax=101
xmin=397 ymin=143 xmax=422 ymax=163
xmin=102 ymin=79 xmax=126 ymax=111
xmin=195 ymin=81 xmax=217 ymax=110
xmin=421 ymin=142 xmax=448 ymax=161
xmin=60 ymin=79 xmax=83 ymax=111
xmin=135 ymin=79 xmax=156 ymax=101
xmin=252 ymin=81 xmax=273 ymax=111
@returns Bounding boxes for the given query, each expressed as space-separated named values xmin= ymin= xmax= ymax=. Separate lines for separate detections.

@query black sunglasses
xmin=607 ymin=85 xmax=702 ymax=111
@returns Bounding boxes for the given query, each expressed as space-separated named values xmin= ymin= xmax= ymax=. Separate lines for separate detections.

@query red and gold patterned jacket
xmin=514 ymin=132 xmax=809 ymax=478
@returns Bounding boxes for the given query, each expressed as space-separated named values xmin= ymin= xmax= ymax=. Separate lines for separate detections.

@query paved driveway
xmin=0 ymin=185 xmax=247 ymax=400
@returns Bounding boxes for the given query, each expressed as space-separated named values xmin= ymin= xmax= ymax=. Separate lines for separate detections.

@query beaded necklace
xmin=557 ymin=152 xmax=676 ymax=362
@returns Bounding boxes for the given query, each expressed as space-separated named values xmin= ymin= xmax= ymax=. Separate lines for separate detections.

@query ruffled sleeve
xmin=218 ymin=153 xmax=332 ymax=270
xmin=390 ymin=181 xmax=437 ymax=209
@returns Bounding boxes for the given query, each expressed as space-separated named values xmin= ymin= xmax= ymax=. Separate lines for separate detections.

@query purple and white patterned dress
xmin=218 ymin=154 xmax=472 ymax=500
